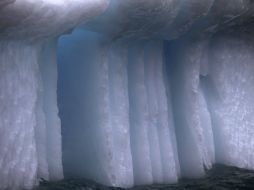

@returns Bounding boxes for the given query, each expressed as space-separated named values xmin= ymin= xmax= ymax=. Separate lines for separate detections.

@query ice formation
xmin=1 ymin=0 xmax=254 ymax=189
xmin=0 ymin=1 xmax=108 ymax=189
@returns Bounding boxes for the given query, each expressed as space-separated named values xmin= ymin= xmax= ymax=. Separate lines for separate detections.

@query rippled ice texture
xmin=1 ymin=0 xmax=254 ymax=189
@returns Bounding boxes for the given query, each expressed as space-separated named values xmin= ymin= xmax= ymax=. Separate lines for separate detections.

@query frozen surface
xmin=0 ymin=41 xmax=39 ymax=190
xmin=165 ymin=40 xmax=215 ymax=178
xmin=0 ymin=0 xmax=109 ymax=40
xmin=58 ymin=30 xmax=133 ymax=187
xmin=59 ymin=30 xmax=254 ymax=187
xmin=58 ymin=32 xmax=179 ymax=187
xmin=0 ymin=40 xmax=63 ymax=190
xmin=207 ymin=34 xmax=254 ymax=168
xmin=0 ymin=1 xmax=109 ymax=189
xmin=86 ymin=0 xmax=254 ymax=40
xmin=1 ymin=0 xmax=254 ymax=189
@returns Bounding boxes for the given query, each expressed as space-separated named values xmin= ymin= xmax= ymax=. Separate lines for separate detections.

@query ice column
xmin=58 ymin=29 xmax=133 ymax=187
xmin=58 ymin=31 xmax=180 ymax=187
xmin=206 ymin=34 xmax=254 ymax=169
xmin=144 ymin=41 xmax=179 ymax=183
xmin=0 ymin=40 xmax=63 ymax=190
xmin=128 ymin=42 xmax=154 ymax=185
xmin=38 ymin=40 xmax=63 ymax=180
xmin=166 ymin=40 xmax=215 ymax=177
xmin=0 ymin=41 xmax=39 ymax=190
xmin=108 ymin=42 xmax=134 ymax=187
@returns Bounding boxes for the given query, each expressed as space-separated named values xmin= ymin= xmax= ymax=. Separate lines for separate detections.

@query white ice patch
xmin=207 ymin=34 xmax=254 ymax=169
xmin=0 ymin=40 xmax=63 ymax=190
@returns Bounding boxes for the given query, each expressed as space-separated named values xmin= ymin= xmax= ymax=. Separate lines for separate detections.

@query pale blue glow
xmin=0 ymin=1 xmax=254 ymax=189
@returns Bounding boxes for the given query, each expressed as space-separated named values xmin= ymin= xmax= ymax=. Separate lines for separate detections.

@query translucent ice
xmin=1 ymin=1 xmax=254 ymax=189
xmin=0 ymin=40 xmax=63 ymax=189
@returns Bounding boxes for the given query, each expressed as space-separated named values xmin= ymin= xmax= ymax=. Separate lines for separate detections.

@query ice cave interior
xmin=1 ymin=0 xmax=254 ymax=189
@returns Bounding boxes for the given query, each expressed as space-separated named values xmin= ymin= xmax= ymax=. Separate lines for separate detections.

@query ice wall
xmin=58 ymin=31 xmax=181 ymax=187
xmin=165 ymin=40 xmax=215 ymax=177
xmin=58 ymin=29 xmax=254 ymax=188
xmin=0 ymin=40 xmax=63 ymax=189
xmin=2 ymin=0 xmax=254 ymax=189
xmin=205 ymin=34 xmax=254 ymax=169
xmin=0 ymin=1 xmax=109 ymax=189
xmin=0 ymin=41 xmax=39 ymax=189
xmin=58 ymin=30 xmax=133 ymax=187
xmin=165 ymin=32 xmax=254 ymax=172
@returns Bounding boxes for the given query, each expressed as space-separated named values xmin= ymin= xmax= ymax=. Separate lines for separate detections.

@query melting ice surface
xmin=1 ymin=0 xmax=254 ymax=189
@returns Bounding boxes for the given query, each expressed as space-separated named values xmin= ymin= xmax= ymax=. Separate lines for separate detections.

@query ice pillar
xmin=206 ymin=34 xmax=254 ymax=169
xmin=58 ymin=29 xmax=133 ymax=187
xmin=165 ymin=39 xmax=215 ymax=177
xmin=0 ymin=40 xmax=63 ymax=190
xmin=58 ymin=31 xmax=180 ymax=187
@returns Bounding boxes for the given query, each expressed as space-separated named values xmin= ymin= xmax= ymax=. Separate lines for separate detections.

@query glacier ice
xmin=1 ymin=0 xmax=254 ymax=189
xmin=0 ymin=1 xmax=109 ymax=189
xmin=205 ymin=34 xmax=254 ymax=168
xmin=58 ymin=31 xmax=180 ymax=187
xmin=0 ymin=40 xmax=63 ymax=189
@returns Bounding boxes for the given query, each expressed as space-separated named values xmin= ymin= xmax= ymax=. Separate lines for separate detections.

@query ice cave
xmin=1 ymin=0 xmax=254 ymax=189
